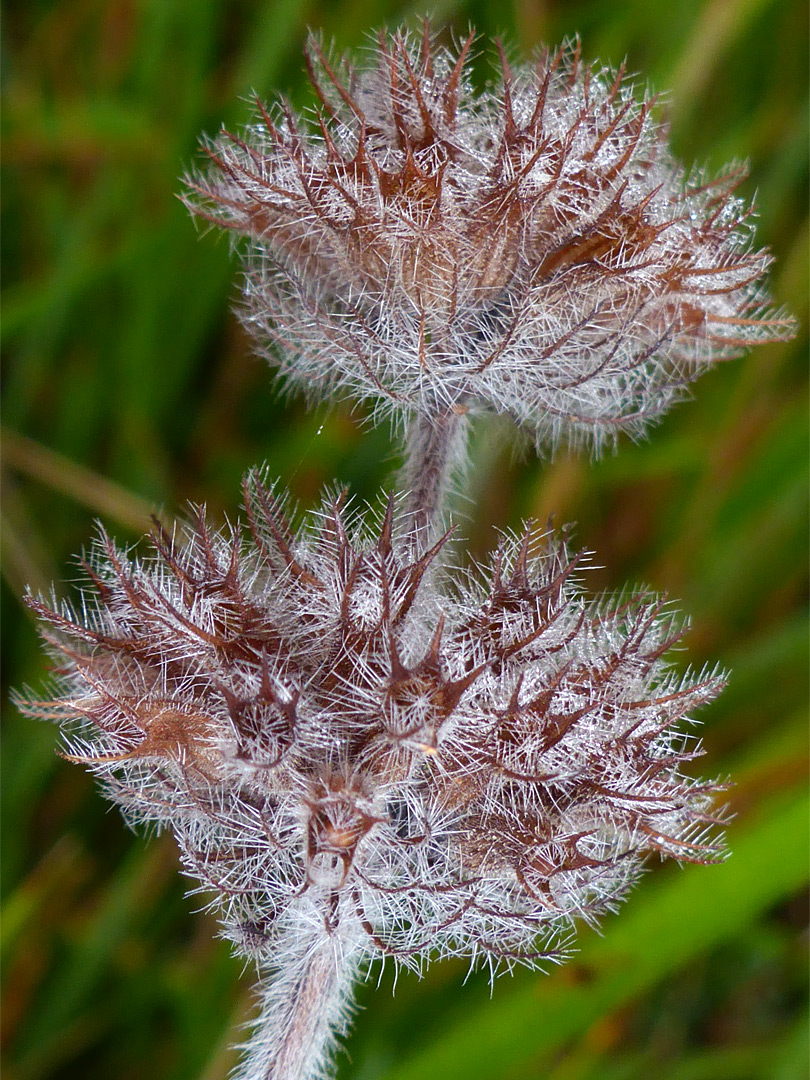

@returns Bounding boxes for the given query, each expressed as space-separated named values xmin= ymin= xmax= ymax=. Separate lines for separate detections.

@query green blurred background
xmin=2 ymin=1 xmax=807 ymax=1078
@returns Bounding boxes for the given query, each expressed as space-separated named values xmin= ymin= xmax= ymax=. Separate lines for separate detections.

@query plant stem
xmin=400 ymin=408 xmax=468 ymax=540
xmin=236 ymin=926 xmax=361 ymax=1080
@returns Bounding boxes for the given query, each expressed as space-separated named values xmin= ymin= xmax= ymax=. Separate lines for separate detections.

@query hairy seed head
xmin=22 ymin=473 xmax=726 ymax=974
xmin=185 ymin=25 xmax=794 ymax=450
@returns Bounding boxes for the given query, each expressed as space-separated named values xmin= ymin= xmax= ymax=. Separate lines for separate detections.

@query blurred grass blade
xmin=2 ymin=429 xmax=157 ymax=531
xmin=386 ymin=786 xmax=809 ymax=1080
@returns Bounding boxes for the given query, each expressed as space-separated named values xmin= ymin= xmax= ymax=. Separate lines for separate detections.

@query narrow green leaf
xmin=386 ymin=787 xmax=809 ymax=1080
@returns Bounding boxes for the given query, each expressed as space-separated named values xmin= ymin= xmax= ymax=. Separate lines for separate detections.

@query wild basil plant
xmin=22 ymin=25 xmax=795 ymax=1080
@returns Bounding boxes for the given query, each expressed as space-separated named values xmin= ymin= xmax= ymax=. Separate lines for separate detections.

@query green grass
xmin=2 ymin=2 xmax=807 ymax=1079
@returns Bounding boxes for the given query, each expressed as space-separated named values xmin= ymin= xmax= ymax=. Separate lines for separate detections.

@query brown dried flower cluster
xmin=24 ymin=474 xmax=725 ymax=1076
xmin=186 ymin=25 xmax=793 ymax=449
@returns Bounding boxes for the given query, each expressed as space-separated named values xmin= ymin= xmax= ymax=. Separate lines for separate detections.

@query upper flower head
xmin=185 ymin=24 xmax=793 ymax=451
xmin=23 ymin=473 xmax=726 ymax=974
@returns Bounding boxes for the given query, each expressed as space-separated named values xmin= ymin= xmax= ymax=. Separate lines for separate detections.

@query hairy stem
xmin=235 ymin=926 xmax=361 ymax=1080
xmin=400 ymin=408 xmax=468 ymax=540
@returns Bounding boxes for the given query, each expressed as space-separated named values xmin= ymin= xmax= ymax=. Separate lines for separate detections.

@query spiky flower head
xmin=24 ymin=472 xmax=726 ymax=983
xmin=186 ymin=25 xmax=793 ymax=451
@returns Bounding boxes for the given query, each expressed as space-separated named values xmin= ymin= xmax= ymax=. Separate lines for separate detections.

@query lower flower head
xmin=23 ymin=472 xmax=726 ymax=971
